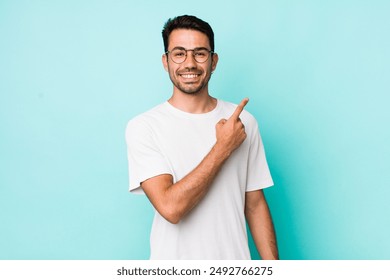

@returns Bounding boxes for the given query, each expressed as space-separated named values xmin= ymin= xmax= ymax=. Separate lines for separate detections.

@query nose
xmin=182 ymin=50 xmax=197 ymax=69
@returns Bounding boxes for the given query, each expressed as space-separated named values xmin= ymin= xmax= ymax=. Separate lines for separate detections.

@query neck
xmin=168 ymin=89 xmax=217 ymax=114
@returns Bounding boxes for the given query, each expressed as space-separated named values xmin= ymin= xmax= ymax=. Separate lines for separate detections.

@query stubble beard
xmin=168 ymin=67 xmax=212 ymax=95
xmin=172 ymin=76 xmax=210 ymax=95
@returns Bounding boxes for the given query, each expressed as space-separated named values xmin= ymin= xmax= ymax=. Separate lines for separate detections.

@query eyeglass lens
xmin=169 ymin=48 xmax=211 ymax=63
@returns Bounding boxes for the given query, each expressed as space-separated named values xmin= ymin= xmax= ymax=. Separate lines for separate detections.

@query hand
xmin=215 ymin=98 xmax=249 ymax=155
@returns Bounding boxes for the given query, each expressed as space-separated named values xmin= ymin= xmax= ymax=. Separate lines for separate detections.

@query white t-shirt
xmin=125 ymin=99 xmax=273 ymax=259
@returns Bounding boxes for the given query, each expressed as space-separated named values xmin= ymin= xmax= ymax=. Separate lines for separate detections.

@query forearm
xmin=246 ymin=193 xmax=279 ymax=260
xmin=162 ymin=142 xmax=230 ymax=223
xmin=142 ymin=141 xmax=238 ymax=224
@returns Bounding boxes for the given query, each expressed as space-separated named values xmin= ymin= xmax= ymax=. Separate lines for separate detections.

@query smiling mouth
xmin=179 ymin=73 xmax=201 ymax=79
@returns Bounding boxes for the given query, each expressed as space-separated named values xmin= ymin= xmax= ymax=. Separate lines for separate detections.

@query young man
xmin=126 ymin=15 xmax=278 ymax=260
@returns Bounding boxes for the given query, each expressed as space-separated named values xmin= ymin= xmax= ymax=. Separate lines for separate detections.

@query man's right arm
xmin=141 ymin=98 xmax=249 ymax=224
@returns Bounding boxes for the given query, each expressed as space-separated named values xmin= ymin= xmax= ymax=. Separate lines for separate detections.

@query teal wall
xmin=1 ymin=0 xmax=389 ymax=260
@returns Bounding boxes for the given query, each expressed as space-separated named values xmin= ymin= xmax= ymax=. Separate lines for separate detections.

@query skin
xmin=141 ymin=28 xmax=278 ymax=260
xmin=162 ymin=29 xmax=218 ymax=113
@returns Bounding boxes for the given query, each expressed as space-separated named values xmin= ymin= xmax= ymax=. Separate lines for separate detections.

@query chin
xmin=175 ymin=85 xmax=200 ymax=95
xmin=178 ymin=83 xmax=207 ymax=95
xmin=182 ymin=89 xmax=201 ymax=95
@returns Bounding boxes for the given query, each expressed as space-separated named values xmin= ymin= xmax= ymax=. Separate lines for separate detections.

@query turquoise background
xmin=1 ymin=0 xmax=389 ymax=260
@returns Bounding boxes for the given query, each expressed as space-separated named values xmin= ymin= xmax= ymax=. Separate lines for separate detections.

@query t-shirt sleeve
xmin=245 ymin=117 xmax=274 ymax=192
xmin=125 ymin=118 xmax=172 ymax=194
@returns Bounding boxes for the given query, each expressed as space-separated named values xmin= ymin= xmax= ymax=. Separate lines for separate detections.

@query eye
xmin=194 ymin=51 xmax=207 ymax=57
xmin=172 ymin=50 xmax=186 ymax=57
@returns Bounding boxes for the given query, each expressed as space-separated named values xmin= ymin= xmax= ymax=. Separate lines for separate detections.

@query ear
xmin=211 ymin=53 xmax=219 ymax=73
xmin=162 ymin=54 xmax=169 ymax=72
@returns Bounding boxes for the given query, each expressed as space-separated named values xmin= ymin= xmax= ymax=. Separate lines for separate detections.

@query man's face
xmin=162 ymin=29 xmax=218 ymax=95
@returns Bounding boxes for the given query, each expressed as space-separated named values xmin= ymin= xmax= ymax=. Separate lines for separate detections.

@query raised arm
xmin=141 ymin=98 xmax=249 ymax=224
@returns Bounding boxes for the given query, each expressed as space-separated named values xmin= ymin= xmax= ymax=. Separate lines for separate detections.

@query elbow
xmin=165 ymin=215 xmax=181 ymax=224
xmin=160 ymin=207 xmax=183 ymax=224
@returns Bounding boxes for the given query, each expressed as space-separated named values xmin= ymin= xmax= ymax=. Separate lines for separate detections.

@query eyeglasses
xmin=165 ymin=47 xmax=214 ymax=64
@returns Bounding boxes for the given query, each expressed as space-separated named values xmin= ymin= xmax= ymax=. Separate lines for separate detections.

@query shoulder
xmin=125 ymin=102 xmax=168 ymax=140
xmin=126 ymin=102 xmax=169 ymax=128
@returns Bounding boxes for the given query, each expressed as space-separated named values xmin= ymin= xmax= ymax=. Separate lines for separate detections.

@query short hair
xmin=162 ymin=15 xmax=215 ymax=52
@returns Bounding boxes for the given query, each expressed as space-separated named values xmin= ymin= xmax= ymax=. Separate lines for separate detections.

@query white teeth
xmin=181 ymin=74 xmax=198 ymax=78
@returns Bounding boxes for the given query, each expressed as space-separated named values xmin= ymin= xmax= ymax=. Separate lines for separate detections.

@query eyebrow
xmin=170 ymin=46 xmax=210 ymax=51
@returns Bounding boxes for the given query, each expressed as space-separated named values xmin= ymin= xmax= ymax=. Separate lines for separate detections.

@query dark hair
xmin=162 ymin=15 xmax=215 ymax=52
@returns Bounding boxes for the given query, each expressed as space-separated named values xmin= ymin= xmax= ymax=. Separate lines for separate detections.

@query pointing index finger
xmin=231 ymin=98 xmax=249 ymax=120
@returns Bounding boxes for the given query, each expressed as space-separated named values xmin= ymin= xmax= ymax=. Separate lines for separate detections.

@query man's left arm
xmin=245 ymin=189 xmax=279 ymax=260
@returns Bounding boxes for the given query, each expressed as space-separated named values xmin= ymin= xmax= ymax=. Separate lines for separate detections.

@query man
xmin=126 ymin=15 xmax=278 ymax=260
